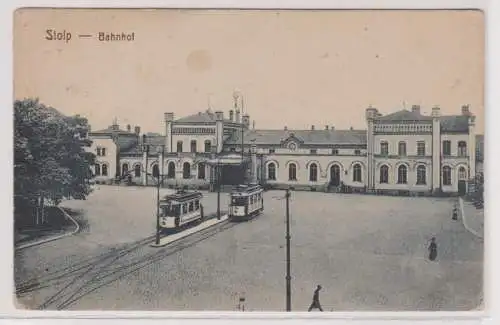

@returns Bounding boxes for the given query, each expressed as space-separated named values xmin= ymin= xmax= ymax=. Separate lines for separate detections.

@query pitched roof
xmin=375 ymin=109 xmax=433 ymax=121
xmin=121 ymin=135 xmax=166 ymax=155
xmin=175 ymin=110 xmax=233 ymax=124
xmin=225 ymin=129 xmax=367 ymax=145
xmin=440 ymin=115 xmax=469 ymax=132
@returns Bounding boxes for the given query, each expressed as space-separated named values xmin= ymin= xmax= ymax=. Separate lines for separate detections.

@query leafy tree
xmin=14 ymin=98 xmax=95 ymax=226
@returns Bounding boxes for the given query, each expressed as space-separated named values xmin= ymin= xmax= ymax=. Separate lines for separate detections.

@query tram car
xmin=229 ymin=184 xmax=264 ymax=222
xmin=159 ymin=189 xmax=204 ymax=229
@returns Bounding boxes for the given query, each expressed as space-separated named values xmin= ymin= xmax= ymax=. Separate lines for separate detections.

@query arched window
xmin=443 ymin=166 xmax=452 ymax=186
xmin=204 ymin=140 xmax=211 ymax=153
xmin=288 ymin=163 xmax=297 ymax=181
xmin=134 ymin=164 xmax=141 ymax=177
xmin=380 ymin=141 xmax=389 ymax=155
xmin=267 ymin=163 xmax=276 ymax=180
xmin=309 ymin=163 xmax=318 ymax=182
xmin=102 ymin=164 xmax=108 ymax=176
xmin=167 ymin=162 xmax=175 ymax=178
xmin=183 ymin=162 xmax=191 ymax=179
xmin=398 ymin=141 xmax=407 ymax=156
xmin=353 ymin=164 xmax=362 ymax=182
xmin=190 ymin=140 xmax=197 ymax=153
xmin=94 ymin=164 xmax=101 ymax=176
xmin=397 ymin=165 xmax=408 ymax=184
xmin=152 ymin=164 xmax=159 ymax=178
xmin=198 ymin=163 xmax=206 ymax=179
xmin=122 ymin=163 xmax=129 ymax=176
xmin=416 ymin=165 xmax=426 ymax=185
xmin=379 ymin=165 xmax=389 ymax=184
xmin=177 ymin=141 xmax=183 ymax=153
xmin=458 ymin=141 xmax=467 ymax=157
xmin=458 ymin=166 xmax=467 ymax=180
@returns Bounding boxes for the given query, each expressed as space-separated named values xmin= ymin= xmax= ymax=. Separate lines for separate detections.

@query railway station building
xmin=88 ymin=101 xmax=482 ymax=196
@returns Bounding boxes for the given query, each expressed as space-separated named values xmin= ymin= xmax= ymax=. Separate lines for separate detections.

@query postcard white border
xmin=1 ymin=1 xmax=497 ymax=325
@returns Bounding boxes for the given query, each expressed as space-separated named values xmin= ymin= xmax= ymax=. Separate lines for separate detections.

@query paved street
xmin=15 ymin=186 xmax=483 ymax=311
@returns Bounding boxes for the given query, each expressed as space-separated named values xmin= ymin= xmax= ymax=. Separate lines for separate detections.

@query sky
xmin=13 ymin=9 xmax=484 ymax=134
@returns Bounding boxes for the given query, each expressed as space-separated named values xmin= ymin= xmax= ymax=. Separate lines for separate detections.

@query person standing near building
xmin=308 ymin=285 xmax=324 ymax=311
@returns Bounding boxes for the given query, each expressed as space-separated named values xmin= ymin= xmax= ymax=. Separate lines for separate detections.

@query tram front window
xmin=162 ymin=204 xmax=180 ymax=217
xmin=231 ymin=197 xmax=247 ymax=206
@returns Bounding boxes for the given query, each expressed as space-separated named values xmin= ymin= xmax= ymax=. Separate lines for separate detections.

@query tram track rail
xmin=17 ymin=214 xmax=236 ymax=310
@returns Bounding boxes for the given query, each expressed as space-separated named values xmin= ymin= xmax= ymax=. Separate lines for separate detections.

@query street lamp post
xmin=285 ymin=188 xmax=291 ymax=311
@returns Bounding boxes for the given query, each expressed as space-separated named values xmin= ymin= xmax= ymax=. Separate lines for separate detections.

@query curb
xmin=15 ymin=207 xmax=80 ymax=251
xmin=150 ymin=214 xmax=229 ymax=247
xmin=458 ymin=197 xmax=483 ymax=239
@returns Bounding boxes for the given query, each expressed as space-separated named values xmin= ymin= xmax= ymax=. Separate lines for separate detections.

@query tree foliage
xmin=14 ymin=98 xmax=95 ymax=224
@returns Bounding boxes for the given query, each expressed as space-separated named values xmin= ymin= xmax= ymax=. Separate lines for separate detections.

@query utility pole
xmin=285 ymin=189 xmax=291 ymax=311
xmin=217 ymin=158 xmax=221 ymax=220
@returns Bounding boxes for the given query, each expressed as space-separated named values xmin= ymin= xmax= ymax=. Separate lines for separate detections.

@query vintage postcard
xmin=13 ymin=8 xmax=484 ymax=312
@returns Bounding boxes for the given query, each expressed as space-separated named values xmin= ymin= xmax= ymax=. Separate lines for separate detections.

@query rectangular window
xmin=177 ymin=141 xmax=183 ymax=153
xmin=194 ymin=200 xmax=200 ymax=210
xmin=354 ymin=149 xmax=361 ymax=155
xmin=380 ymin=142 xmax=389 ymax=155
xmin=442 ymin=140 xmax=451 ymax=156
xmin=310 ymin=149 xmax=317 ymax=154
xmin=417 ymin=141 xmax=426 ymax=156
xmin=182 ymin=204 xmax=187 ymax=214
xmin=332 ymin=149 xmax=339 ymax=155
xmin=230 ymin=148 xmax=236 ymax=152
xmin=189 ymin=202 xmax=194 ymax=212
xmin=269 ymin=149 xmax=275 ymax=154
xmin=398 ymin=142 xmax=406 ymax=156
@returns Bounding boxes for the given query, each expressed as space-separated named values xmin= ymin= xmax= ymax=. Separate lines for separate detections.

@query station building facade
xmin=89 ymin=103 xmax=482 ymax=196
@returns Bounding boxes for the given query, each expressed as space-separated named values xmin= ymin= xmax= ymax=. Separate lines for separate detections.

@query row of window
xmin=176 ymin=140 xmax=212 ymax=153
xmin=94 ymin=163 xmax=109 ymax=176
xmin=122 ymin=162 xmax=207 ymax=180
xmin=96 ymin=147 xmax=107 ymax=157
xmin=172 ymin=127 xmax=215 ymax=135
xmin=267 ymin=162 xmax=364 ymax=183
xmin=267 ymin=162 xmax=468 ymax=185
xmin=374 ymin=124 xmax=433 ymax=133
xmin=379 ymin=140 xmax=467 ymax=157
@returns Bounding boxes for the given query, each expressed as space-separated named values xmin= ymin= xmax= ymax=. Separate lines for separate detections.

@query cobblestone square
xmin=15 ymin=186 xmax=483 ymax=311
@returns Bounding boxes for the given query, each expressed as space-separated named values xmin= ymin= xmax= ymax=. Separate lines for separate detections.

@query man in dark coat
xmin=428 ymin=237 xmax=438 ymax=261
xmin=308 ymin=285 xmax=323 ymax=311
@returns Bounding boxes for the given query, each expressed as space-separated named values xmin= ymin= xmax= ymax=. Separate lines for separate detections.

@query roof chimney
xmin=350 ymin=126 xmax=354 ymax=130
xmin=229 ymin=110 xmax=234 ymax=122
xmin=284 ymin=126 xmax=288 ymax=131
xmin=461 ymin=104 xmax=470 ymax=116
xmin=252 ymin=120 xmax=255 ymax=129
xmin=126 ymin=124 xmax=131 ymax=132
xmin=325 ymin=125 xmax=329 ymax=130
xmin=311 ymin=125 xmax=315 ymax=130
xmin=134 ymin=126 xmax=140 ymax=135
xmin=331 ymin=126 xmax=335 ymax=131
xmin=411 ymin=105 xmax=421 ymax=114
xmin=432 ymin=105 xmax=441 ymax=118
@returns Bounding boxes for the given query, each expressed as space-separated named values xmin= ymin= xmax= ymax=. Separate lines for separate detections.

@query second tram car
xmin=159 ymin=190 xmax=204 ymax=229
xmin=229 ymin=184 xmax=264 ymax=221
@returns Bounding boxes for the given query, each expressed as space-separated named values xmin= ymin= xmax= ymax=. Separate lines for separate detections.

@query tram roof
xmin=160 ymin=190 xmax=203 ymax=203
xmin=231 ymin=184 xmax=263 ymax=194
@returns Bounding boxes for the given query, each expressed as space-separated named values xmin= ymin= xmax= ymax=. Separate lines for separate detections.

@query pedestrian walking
xmin=452 ymin=206 xmax=458 ymax=220
xmin=428 ymin=237 xmax=437 ymax=261
xmin=308 ymin=285 xmax=324 ymax=312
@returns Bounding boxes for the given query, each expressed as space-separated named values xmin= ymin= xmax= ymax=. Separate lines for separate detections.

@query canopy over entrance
xmin=206 ymin=154 xmax=251 ymax=187
xmin=205 ymin=153 xmax=250 ymax=166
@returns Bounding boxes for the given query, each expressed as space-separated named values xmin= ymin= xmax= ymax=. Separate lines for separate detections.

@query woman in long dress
xmin=428 ymin=237 xmax=437 ymax=261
